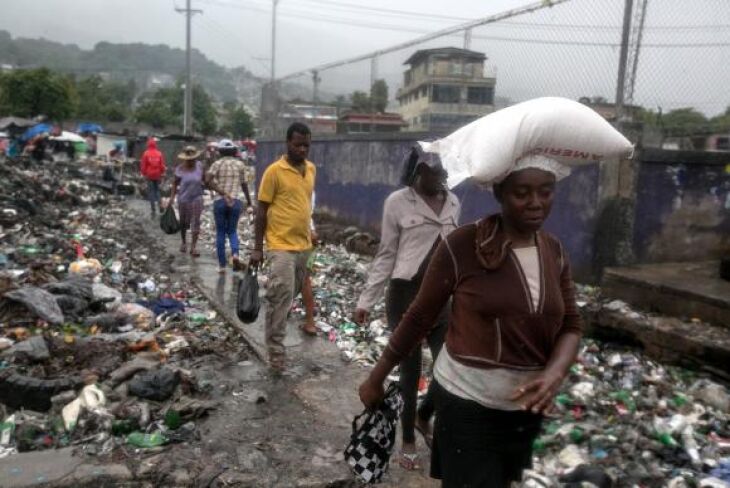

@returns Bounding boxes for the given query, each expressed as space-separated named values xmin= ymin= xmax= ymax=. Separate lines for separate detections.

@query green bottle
xmin=555 ymin=394 xmax=571 ymax=406
xmin=164 ymin=410 xmax=182 ymax=430
xmin=126 ymin=431 xmax=167 ymax=448
xmin=532 ymin=437 xmax=548 ymax=452
xmin=570 ymin=427 xmax=585 ymax=443
xmin=657 ymin=432 xmax=678 ymax=447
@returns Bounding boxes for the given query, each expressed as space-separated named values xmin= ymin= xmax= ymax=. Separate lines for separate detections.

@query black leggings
xmin=430 ymin=381 xmax=542 ymax=487
xmin=386 ymin=278 xmax=447 ymax=444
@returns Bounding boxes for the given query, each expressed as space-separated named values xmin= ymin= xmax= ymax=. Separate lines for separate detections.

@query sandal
xmin=415 ymin=422 xmax=433 ymax=450
xmin=397 ymin=451 xmax=421 ymax=471
xmin=190 ymin=249 xmax=200 ymax=258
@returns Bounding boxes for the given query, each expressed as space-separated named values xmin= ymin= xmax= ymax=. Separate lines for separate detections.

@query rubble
xmin=0 ymin=152 xmax=728 ymax=487
xmin=0 ymin=156 xmax=246 ymax=466
xmin=266 ymin=223 xmax=730 ymax=486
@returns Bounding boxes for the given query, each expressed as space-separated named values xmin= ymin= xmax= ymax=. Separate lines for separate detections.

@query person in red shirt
xmin=140 ymin=138 xmax=166 ymax=218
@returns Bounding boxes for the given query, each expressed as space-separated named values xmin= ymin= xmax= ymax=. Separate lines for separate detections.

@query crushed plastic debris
xmin=0 ymin=155 xmax=245 ymax=460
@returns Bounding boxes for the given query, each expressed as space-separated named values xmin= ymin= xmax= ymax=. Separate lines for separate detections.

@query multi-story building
xmin=396 ymin=47 xmax=496 ymax=133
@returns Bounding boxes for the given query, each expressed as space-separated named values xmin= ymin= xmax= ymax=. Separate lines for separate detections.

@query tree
xmin=75 ymin=75 xmax=135 ymax=122
xmin=134 ymin=87 xmax=179 ymax=129
xmin=221 ymin=105 xmax=254 ymax=138
xmin=347 ymin=79 xmax=389 ymax=113
xmin=710 ymin=106 xmax=730 ymax=133
xmin=134 ymin=82 xmax=218 ymax=135
xmin=191 ymin=84 xmax=217 ymax=135
xmin=660 ymin=108 xmax=709 ymax=136
xmin=0 ymin=68 xmax=77 ymax=120
xmin=370 ymin=79 xmax=389 ymax=113
xmin=350 ymin=91 xmax=370 ymax=113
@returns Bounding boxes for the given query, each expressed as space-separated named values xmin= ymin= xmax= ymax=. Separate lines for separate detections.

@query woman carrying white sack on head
xmin=358 ymin=97 xmax=633 ymax=487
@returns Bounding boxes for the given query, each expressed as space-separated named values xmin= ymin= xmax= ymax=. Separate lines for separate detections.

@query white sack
xmin=419 ymin=97 xmax=634 ymax=188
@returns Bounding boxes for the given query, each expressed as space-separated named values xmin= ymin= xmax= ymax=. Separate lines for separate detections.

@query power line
xmin=200 ymin=0 xmax=730 ymax=31
xmin=197 ymin=15 xmax=270 ymax=74
xmin=278 ymin=0 xmax=574 ymax=81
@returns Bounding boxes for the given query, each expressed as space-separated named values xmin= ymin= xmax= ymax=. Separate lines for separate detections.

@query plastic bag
xmin=236 ymin=270 xmax=260 ymax=324
xmin=420 ymin=97 xmax=634 ymax=188
xmin=128 ymin=367 xmax=180 ymax=401
xmin=159 ymin=206 xmax=181 ymax=235
xmin=1 ymin=287 xmax=64 ymax=324
xmin=344 ymin=383 xmax=403 ymax=484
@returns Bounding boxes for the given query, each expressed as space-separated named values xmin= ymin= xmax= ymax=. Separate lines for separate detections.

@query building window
xmin=449 ymin=62 xmax=463 ymax=76
xmin=432 ymin=84 xmax=461 ymax=103
xmin=467 ymin=86 xmax=494 ymax=105
xmin=717 ymin=137 xmax=730 ymax=151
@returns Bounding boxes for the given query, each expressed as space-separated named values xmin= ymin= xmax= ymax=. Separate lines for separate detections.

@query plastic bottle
xmin=126 ymin=431 xmax=166 ymax=448
xmin=0 ymin=415 xmax=15 ymax=445
xmin=164 ymin=410 xmax=182 ymax=430
xmin=532 ymin=437 xmax=549 ymax=453
xmin=570 ymin=427 xmax=585 ymax=443
xmin=681 ymin=426 xmax=702 ymax=467
xmin=610 ymin=390 xmax=636 ymax=412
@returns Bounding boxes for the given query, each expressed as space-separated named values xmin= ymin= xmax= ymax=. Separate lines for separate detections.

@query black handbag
xmin=344 ymin=383 xmax=403 ymax=484
xmin=159 ymin=206 xmax=181 ymax=235
xmin=236 ymin=269 xmax=260 ymax=323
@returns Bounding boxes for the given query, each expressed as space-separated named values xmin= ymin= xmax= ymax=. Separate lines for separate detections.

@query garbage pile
xmin=272 ymin=232 xmax=730 ymax=486
xmin=191 ymin=178 xmax=730 ymax=486
xmin=522 ymin=339 xmax=730 ymax=487
xmin=0 ymin=157 xmax=236 ymax=460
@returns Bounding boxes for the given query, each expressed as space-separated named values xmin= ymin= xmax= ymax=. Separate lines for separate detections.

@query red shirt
xmin=140 ymin=141 xmax=166 ymax=181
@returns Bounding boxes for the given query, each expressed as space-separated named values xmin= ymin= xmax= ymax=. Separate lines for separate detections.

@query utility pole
xmin=176 ymin=0 xmax=202 ymax=136
xmin=626 ymin=0 xmax=649 ymax=107
xmin=271 ymin=0 xmax=281 ymax=84
xmin=463 ymin=28 xmax=473 ymax=50
xmin=370 ymin=55 xmax=378 ymax=133
xmin=267 ymin=0 xmax=281 ymax=137
xmin=312 ymin=70 xmax=321 ymax=106
xmin=615 ymin=0 xmax=633 ymax=121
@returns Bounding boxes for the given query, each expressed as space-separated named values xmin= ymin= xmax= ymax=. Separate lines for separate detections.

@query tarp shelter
xmin=50 ymin=131 xmax=85 ymax=143
xmin=77 ymin=123 xmax=103 ymax=134
xmin=0 ymin=117 xmax=35 ymax=132
xmin=21 ymin=123 xmax=53 ymax=142
xmin=51 ymin=131 xmax=88 ymax=156
xmin=96 ymin=133 xmax=127 ymax=160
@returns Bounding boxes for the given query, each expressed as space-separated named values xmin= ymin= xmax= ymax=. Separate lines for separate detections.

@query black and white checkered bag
xmin=344 ymin=383 xmax=404 ymax=484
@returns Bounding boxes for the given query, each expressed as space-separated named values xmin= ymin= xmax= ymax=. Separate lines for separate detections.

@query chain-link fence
xmin=257 ymin=0 xmax=728 ymax=144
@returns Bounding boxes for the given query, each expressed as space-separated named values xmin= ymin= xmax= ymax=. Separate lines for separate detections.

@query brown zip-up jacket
xmin=383 ymin=214 xmax=583 ymax=370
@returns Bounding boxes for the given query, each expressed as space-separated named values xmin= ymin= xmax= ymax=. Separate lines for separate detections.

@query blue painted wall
xmin=257 ymin=137 xmax=730 ymax=279
xmin=256 ymin=134 xmax=599 ymax=278
xmin=633 ymin=151 xmax=730 ymax=263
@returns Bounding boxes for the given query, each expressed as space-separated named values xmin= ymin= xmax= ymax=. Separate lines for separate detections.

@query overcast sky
xmin=1 ymin=0 xmax=728 ymax=115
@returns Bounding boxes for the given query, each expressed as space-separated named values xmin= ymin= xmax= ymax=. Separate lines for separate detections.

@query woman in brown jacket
xmin=359 ymin=155 xmax=583 ymax=487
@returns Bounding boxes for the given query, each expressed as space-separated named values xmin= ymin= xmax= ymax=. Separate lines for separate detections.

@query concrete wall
xmin=633 ymin=148 xmax=730 ymax=263
xmin=256 ymin=132 xmax=599 ymax=279
xmin=256 ymin=136 xmax=730 ymax=280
